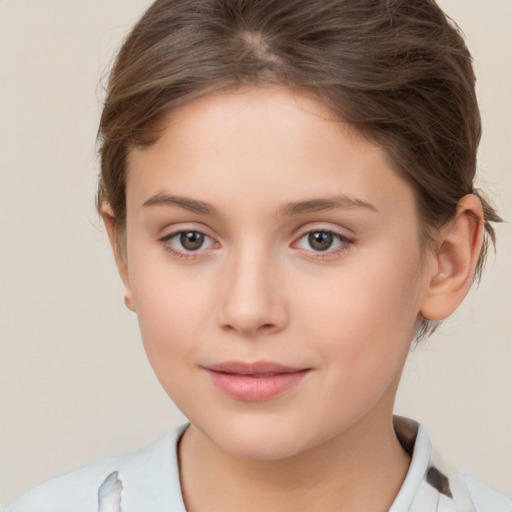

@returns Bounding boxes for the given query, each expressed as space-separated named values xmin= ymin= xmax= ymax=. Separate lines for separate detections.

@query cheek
xmin=127 ymin=256 xmax=214 ymax=377
xmin=293 ymin=245 xmax=424 ymax=375
xmin=298 ymin=254 xmax=421 ymax=327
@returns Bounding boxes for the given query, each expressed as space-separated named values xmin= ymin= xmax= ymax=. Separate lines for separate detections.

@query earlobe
xmin=101 ymin=205 xmax=136 ymax=312
xmin=420 ymin=194 xmax=484 ymax=321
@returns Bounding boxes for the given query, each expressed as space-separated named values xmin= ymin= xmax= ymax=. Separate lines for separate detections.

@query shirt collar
xmin=390 ymin=416 xmax=476 ymax=512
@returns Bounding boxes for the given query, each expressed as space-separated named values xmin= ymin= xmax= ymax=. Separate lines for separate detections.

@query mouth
xmin=203 ymin=361 xmax=311 ymax=401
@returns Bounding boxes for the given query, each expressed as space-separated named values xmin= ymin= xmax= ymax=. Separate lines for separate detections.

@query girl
xmin=3 ymin=1 xmax=511 ymax=511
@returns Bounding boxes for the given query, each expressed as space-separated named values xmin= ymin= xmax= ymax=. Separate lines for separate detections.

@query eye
xmin=178 ymin=231 xmax=207 ymax=251
xmin=159 ymin=230 xmax=217 ymax=256
xmin=294 ymin=230 xmax=351 ymax=253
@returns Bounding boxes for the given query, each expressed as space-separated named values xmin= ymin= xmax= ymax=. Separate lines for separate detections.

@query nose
xmin=217 ymin=245 xmax=288 ymax=337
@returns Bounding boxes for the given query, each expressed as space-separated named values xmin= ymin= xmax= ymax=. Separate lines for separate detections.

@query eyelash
xmin=158 ymin=229 xmax=353 ymax=260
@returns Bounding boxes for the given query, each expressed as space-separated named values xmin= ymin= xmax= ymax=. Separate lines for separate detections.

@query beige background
xmin=0 ymin=0 xmax=511 ymax=506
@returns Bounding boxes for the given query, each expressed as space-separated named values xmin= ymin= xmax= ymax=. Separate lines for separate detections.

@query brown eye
xmin=308 ymin=231 xmax=334 ymax=251
xmin=159 ymin=230 xmax=216 ymax=257
xmin=180 ymin=231 xmax=205 ymax=251
xmin=294 ymin=229 xmax=351 ymax=257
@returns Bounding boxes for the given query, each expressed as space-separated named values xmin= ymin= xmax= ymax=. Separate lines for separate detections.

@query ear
xmin=101 ymin=205 xmax=136 ymax=312
xmin=420 ymin=194 xmax=484 ymax=321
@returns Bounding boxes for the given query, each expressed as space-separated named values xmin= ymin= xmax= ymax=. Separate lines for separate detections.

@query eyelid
xmin=158 ymin=221 xmax=219 ymax=243
xmin=291 ymin=222 xmax=353 ymax=243
xmin=294 ymin=230 xmax=350 ymax=248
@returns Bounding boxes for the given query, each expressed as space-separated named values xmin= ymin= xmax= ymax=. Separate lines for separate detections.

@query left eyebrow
xmin=280 ymin=195 xmax=379 ymax=216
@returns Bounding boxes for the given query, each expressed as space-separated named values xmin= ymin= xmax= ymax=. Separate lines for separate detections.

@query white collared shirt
xmin=4 ymin=417 xmax=511 ymax=512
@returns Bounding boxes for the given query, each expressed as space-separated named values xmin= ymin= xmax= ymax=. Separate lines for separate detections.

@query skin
xmin=103 ymin=86 xmax=483 ymax=512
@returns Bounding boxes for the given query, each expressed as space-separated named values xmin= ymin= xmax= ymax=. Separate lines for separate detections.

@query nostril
xmin=258 ymin=323 xmax=277 ymax=332
xmin=221 ymin=322 xmax=277 ymax=335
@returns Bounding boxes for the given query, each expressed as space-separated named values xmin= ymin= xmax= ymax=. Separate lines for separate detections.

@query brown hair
xmin=97 ymin=0 xmax=501 ymax=338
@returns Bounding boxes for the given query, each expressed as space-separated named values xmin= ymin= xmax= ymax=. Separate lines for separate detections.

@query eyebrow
xmin=142 ymin=193 xmax=378 ymax=216
xmin=143 ymin=194 xmax=220 ymax=215
xmin=279 ymin=195 xmax=378 ymax=216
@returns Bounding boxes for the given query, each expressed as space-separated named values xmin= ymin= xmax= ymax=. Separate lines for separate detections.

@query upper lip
xmin=204 ymin=361 xmax=308 ymax=376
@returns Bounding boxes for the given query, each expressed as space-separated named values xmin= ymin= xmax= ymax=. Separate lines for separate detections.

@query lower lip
xmin=206 ymin=369 xmax=310 ymax=401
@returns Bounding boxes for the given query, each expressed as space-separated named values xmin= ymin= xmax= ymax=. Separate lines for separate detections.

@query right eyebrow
xmin=142 ymin=194 xmax=220 ymax=216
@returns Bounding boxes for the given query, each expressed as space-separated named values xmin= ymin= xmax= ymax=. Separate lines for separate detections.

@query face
xmin=119 ymin=86 xmax=431 ymax=459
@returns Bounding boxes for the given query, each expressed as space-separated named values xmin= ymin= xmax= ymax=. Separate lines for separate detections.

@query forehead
xmin=125 ymin=86 xmax=417 ymax=221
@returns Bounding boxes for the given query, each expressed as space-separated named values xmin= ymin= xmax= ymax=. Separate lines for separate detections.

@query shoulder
xmin=461 ymin=473 xmax=512 ymax=512
xmin=3 ymin=424 xmax=189 ymax=512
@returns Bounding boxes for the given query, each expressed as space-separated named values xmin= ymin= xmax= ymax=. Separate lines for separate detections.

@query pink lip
xmin=203 ymin=361 xmax=310 ymax=402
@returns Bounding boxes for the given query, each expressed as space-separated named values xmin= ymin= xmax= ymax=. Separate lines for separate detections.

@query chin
xmin=196 ymin=414 xmax=321 ymax=461
xmin=218 ymin=432 xmax=306 ymax=461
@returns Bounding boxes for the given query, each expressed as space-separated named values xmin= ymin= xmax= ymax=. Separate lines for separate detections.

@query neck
xmin=178 ymin=406 xmax=410 ymax=512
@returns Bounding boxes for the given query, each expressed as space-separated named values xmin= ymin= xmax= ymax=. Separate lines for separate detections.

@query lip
xmin=203 ymin=361 xmax=310 ymax=401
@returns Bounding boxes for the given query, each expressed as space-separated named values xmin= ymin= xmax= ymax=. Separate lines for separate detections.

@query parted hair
xmin=97 ymin=0 xmax=501 ymax=338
